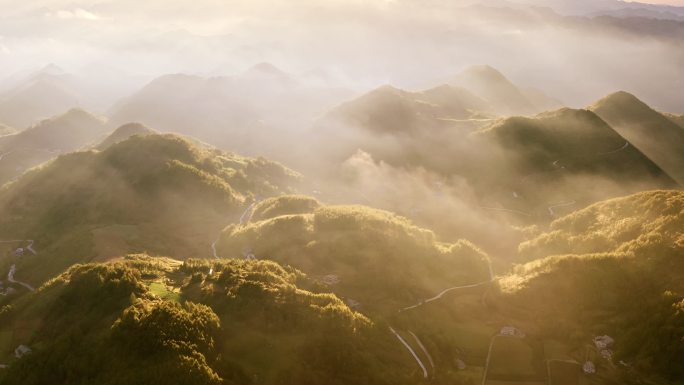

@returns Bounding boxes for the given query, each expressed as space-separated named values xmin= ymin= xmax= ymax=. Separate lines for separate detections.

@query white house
xmin=500 ymin=326 xmax=525 ymax=338
xmin=14 ymin=345 xmax=31 ymax=359
xmin=583 ymin=361 xmax=596 ymax=374
xmin=321 ymin=275 xmax=341 ymax=285
xmin=594 ymin=335 xmax=615 ymax=349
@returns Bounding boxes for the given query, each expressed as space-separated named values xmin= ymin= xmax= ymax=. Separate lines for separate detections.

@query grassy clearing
xmin=548 ymin=360 xmax=581 ymax=385
xmin=486 ymin=336 xmax=546 ymax=382
xmin=0 ymin=331 xmax=12 ymax=358
xmin=148 ymin=281 xmax=180 ymax=302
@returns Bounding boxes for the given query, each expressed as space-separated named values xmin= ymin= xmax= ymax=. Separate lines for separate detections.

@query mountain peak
xmin=243 ymin=62 xmax=291 ymax=80
xmin=589 ymin=91 xmax=652 ymax=114
xmin=460 ymin=65 xmax=509 ymax=82
xmin=39 ymin=63 xmax=66 ymax=76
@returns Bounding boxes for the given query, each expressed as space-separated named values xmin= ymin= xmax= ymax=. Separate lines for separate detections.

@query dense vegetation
xmin=0 ymin=255 xmax=417 ymax=385
xmin=499 ymin=190 xmax=684 ymax=382
xmin=217 ymin=196 xmax=492 ymax=313
xmin=0 ymin=134 xmax=300 ymax=285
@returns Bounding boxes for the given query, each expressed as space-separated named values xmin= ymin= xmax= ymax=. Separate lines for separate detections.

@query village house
xmin=346 ymin=298 xmax=361 ymax=310
xmin=321 ymin=274 xmax=341 ymax=285
xmin=594 ymin=335 xmax=615 ymax=349
xmin=583 ymin=361 xmax=596 ymax=374
xmin=14 ymin=345 xmax=31 ymax=359
xmin=500 ymin=326 xmax=526 ymax=338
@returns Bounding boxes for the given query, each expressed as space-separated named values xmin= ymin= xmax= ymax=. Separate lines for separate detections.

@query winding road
xmin=211 ymin=201 xmax=258 ymax=259
xmin=8 ymin=265 xmax=35 ymax=292
xmin=599 ymin=141 xmax=629 ymax=156
xmin=409 ymin=331 xmax=435 ymax=376
xmin=480 ymin=206 xmax=532 ymax=217
xmin=390 ymin=327 xmax=429 ymax=379
xmin=0 ymin=240 xmax=37 ymax=293
xmin=547 ymin=201 xmax=577 ymax=216
xmin=400 ymin=259 xmax=495 ymax=312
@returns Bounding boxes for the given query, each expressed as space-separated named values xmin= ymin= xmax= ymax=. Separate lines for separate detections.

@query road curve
xmin=481 ymin=336 xmax=496 ymax=385
xmin=480 ymin=206 xmax=532 ymax=217
xmin=211 ymin=201 xmax=259 ymax=259
xmin=547 ymin=201 xmax=577 ymax=216
xmin=400 ymin=280 xmax=491 ymax=312
xmin=401 ymin=259 xmax=495 ymax=312
xmin=409 ymin=331 xmax=435 ymax=376
xmin=8 ymin=265 xmax=35 ymax=292
xmin=599 ymin=141 xmax=629 ymax=155
xmin=389 ymin=327 xmax=428 ymax=379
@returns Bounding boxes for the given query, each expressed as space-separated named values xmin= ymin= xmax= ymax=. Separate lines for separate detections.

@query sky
xmin=0 ymin=0 xmax=682 ymax=113
xmin=640 ymin=0 xmax=684 ymax=4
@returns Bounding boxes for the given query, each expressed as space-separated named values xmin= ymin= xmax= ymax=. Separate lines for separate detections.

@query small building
xmin=321 ymin=275 xmax=341 ymax=285
xmin=14 ymin=345 xmax=31 ymax=359
xmin=346 ymin=299 xmax=361 ymax=310
xmin=13 ymin=248 xmax=24 ymax=257
xmin=594 ymin=335 xmax=615 ymax=349
xmin=500 ymin=326 xmax=525 ymax=338
xmin=456 ymin=358 xmax=467 ymax=370
xmin=583 ymin=361 xmax=596 ymax=374
xmin=600 ymin=349 xmax=614 ymax=362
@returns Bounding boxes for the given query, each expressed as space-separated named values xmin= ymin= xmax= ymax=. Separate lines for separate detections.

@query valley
xmin=0 ymin=1 xmax=683 ymax=384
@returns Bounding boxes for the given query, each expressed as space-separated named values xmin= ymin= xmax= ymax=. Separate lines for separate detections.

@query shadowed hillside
xmin=471 ymin=108 xmax=675 ymax=214
xmin=590 ymin=91 xmax=684 ymax=185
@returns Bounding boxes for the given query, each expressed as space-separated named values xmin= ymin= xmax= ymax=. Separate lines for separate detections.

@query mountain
xmin=469 ymin=108 xmax=675 ymax=217
xmin=449 ymin=65 xmax=562 ymax=116
xmin=0 ymin=255 xmax=418 ymax=385
xmin=217 ymin=195 xmax=492 ymax=314
xmin=0 ymin=71 xmax=81 ymax=128
xmin=590 ymin=91 xmax=684 ymax=185
xmin=0 ymin=134 xmax=300 ymax=285
xmin=0 ymin=108 xmax=110 ymax=184
xmin=110 ymin=64 xmax=353 ymax=157
xmin=325 ymin=84 xmax=493 ymax=135
xmin=0 ymin=124 xmax=16 ymax=137
xmin=664 ymin=112 xmax=684 ymax=129
xmin=96 ymin=122 xmax=158 ymax=150
xmin=499 ymin=190 xmax=684 ymax=382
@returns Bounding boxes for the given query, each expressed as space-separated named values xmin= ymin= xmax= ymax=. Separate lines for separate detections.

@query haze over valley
xmin=0 ymin=1 xmax=683 ymax=384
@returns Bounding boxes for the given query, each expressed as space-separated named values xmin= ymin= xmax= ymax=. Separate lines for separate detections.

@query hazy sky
xmin=640 ymin=0 xmax=684 ymax=4
xmin=0 ymin=0 xmax=682 ymax=112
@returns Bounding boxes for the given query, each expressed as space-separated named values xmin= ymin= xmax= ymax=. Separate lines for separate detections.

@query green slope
xmin=0 ymin=255 xmax=416 ymax=385
xmin=0 ymin=134 xmax=300 ymax=286
xmin=499 ymin=190 xmax=684 ymax=382
xmin=217 ymin=196 xmax=492 ymax=314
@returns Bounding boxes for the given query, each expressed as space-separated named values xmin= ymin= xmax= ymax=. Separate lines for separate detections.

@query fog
xmin=1 ymin=0 xmax=683 ymax=261
xmin=1 ymin=0 xmax=683 ymax=111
